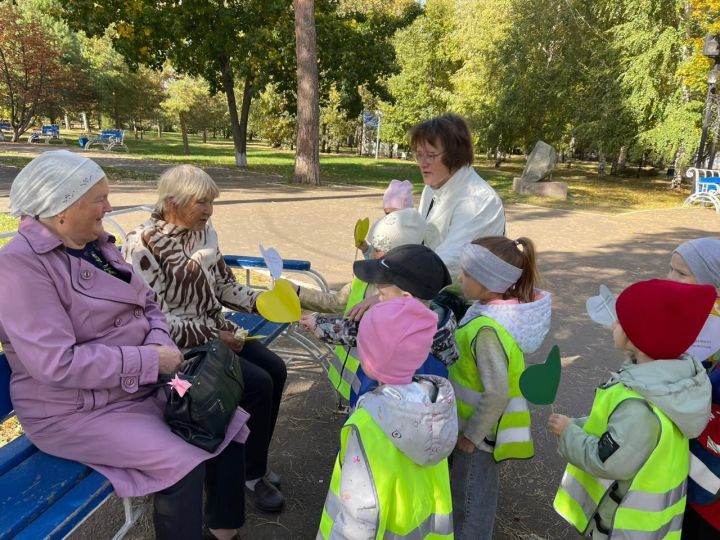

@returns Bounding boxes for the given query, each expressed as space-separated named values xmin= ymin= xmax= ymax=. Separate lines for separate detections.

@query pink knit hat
xmin=357 ymin=297 xmax=438 ymax=384
xmin=383 ymin=179 xmax=414 ymax=210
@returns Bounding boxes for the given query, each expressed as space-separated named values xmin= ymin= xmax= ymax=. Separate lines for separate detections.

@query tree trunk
xmin=671 ymin=147 xmax=685 ymax=190
xmin=179 ymin=113 xmax=190 ymax=155
xmin=219 ymin=56 xmax=247 ymax=167
xmin=81 ymin=112 xmax=89 ymax=132
xmin=293 ymin=0 xmax=320 ymax=185
xmin=598 ymin=153 xmax=606 ymax=178
xmin=617 ymin=145 xmax=628 ymax=169
xmin=237 ymin=76 xmax=253 ymax=167
xmin=157 ymin=121 xmax=162 ymax=138
xmin=63 ymin=114 xmax=70 ymax=130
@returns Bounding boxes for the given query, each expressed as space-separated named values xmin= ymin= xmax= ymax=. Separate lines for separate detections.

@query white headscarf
xmin=10 ymin=150 xmax=106 ymax=218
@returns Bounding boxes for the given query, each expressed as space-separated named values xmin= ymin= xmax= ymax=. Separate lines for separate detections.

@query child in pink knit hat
xmin=383 ymin=179 xmax=414 ymax=214
xmin=317 ymin=297 xmax=458 ymax=538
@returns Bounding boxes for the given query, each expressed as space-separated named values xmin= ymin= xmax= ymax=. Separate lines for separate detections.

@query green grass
xmin=0 ymin=215 xmax=17 ymax=249
xmin=1 ymin=127 xmax=693 ymax=213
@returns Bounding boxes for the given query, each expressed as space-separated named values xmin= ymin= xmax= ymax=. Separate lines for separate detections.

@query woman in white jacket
xmin=411 ymin=113 xmax=505 ymax=278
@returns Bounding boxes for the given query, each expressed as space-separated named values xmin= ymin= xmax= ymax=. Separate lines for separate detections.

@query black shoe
xmin=247 ymin=477 xmax=285 ymax=513
xmin=203 ymin=524 xmax=241 ymax=540
xmin=264 ymin=469 xmax=281 ymax=489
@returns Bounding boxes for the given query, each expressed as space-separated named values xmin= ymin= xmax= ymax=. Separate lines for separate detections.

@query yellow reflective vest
xmin=553 ymin=383 xmax=688 ymax=539
xmin=327 ymin=278 xmax=368 ymax=400
xmin=317 ymin=407 xmax=453 ymax=539
xmin=448 ymin=315 xmax=534 ymax=461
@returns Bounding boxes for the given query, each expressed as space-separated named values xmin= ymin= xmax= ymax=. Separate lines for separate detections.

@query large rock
xmin=522 ymin=141 xmax=557 ymax=182
xmin=513 ymin=177 xmax=568 ymax=199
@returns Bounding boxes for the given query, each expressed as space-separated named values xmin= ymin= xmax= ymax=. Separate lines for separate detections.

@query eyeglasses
xmin=414 ymin=151 xmax=444 ymax=164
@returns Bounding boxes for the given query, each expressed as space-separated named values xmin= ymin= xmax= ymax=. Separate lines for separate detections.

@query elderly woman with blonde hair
xmin=0 ymin=150 xmax=250 ymax=540
xmin=123 ymin=164 xmax=287 ymax=513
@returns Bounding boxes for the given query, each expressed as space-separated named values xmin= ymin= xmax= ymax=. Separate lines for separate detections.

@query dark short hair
xmin=409 ymin=113 xmax=474 ymax=172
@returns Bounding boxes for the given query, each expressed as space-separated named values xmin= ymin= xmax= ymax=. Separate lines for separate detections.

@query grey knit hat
xmin=675 ymin=237 xmax=720 ymax=289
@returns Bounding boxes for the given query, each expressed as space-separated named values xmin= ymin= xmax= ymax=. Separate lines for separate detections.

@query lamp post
xmin=695 ymin=35 xmax=720 ymax=169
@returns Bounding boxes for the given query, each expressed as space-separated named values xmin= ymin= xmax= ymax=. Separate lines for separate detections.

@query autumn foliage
xmin=0 ymin=4 xmax=67 ymax=141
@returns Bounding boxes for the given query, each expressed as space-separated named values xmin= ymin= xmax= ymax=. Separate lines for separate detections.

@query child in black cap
xmin=300 ymin=245 xmax=458 ymax=406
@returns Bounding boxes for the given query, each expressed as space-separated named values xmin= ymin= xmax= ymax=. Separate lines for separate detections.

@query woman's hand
xmin=548 ymin=413 xmax=572 ymax=437
xmin=299 ymin=313 xmax=318 ymax=333
xmin=218 ymin=330 xmax=245 ymax=353
xmin=456 ymin=435 xmax=476 ymax=454
xmin=346 ymin=294 xmax=380 ymax=321
xmin=155 ymin=346 xmax=183 ymax=375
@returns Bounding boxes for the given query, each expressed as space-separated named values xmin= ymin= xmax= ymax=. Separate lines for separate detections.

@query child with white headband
xmin=448 ymin=236 xmax=551 ymax=539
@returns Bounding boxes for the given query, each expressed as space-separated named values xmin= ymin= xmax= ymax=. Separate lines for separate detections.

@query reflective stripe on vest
xmin=327 ymin=278 xmax=368 ymax=400
xmin=318 ymin=408 xmax=453 ymax=539
xmin=690 ymin=452 xmax=720 ymax=497
xmin=553 ymin=384 xmax=688 ymax=538
xmin=449 ymin=315 xmax=534 ymax=461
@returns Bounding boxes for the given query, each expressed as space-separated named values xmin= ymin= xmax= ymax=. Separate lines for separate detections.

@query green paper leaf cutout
xmin=354 ymin=217 xmax=370 ymax=248
xmin=519 ymin=345 xmax=561 ymax=405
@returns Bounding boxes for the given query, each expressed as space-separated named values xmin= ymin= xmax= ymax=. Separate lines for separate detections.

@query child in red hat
xmin=549 ymin=279 xmax=715 ymax=540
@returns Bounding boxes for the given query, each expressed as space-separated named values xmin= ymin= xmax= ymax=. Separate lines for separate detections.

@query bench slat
xmin=13 ymin=471 xmax=111 ymax=540
xmin=256 ymin=321 xmax=289 ymax=345
xmin=0 ymin=436 xmax=36 ymax=476
xmin=223 ymin=254 xmax=311 ymax=272
xmin=0 ymin=452 xmax=96 ymax=539
xmin=225 ymin=312 xmax=267 ymax=335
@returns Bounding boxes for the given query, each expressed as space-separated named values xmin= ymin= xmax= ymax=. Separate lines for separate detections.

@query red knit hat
xmin=616 ymin=279 xmax=717 ymax=359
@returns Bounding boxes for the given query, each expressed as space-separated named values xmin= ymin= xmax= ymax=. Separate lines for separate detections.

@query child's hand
xmin=299 ymin=313 xmax=318 ymax=333
xmin=357 ymin=239 xmax=368 ymax=252
xmin=548 ymin=414 xmax=572 ymax=437
xmin=456 ymin=435 xmax=476 ymax=454
xmin=347 ymin=294 xmax=380 ymax=321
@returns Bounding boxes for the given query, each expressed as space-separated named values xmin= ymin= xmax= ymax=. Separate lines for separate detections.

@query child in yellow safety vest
xmin=317 ymin=296 xmax=458 ymax=539
xmin=449 ymin=236 xmax=552 ymax=540
xmin=549 ymin=279 xmax=715 ymax=540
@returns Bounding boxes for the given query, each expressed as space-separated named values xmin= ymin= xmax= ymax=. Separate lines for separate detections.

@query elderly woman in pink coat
xmin=0 ymin=150 xmax=248 ymax=540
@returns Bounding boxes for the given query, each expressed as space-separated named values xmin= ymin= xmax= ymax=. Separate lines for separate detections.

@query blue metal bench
xmin=84 ymin=130 xmax=128 ymax=152
xmin=0 ymin=121 xmax=10 ymax=142
xmin=684 ymin=167 xmax=720 ymax=213
xmin=0 ymin=309 xmax=288 ymax=539
xmin=29 ymin=125 xmax=64 ymax=145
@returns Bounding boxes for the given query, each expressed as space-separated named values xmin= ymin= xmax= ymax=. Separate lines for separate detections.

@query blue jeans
xmin=451 ymin=448 xmax=500 ymax=540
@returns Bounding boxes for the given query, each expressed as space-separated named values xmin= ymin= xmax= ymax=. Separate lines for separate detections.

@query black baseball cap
xmin=353 ymin=244 xmax=451 ymax=300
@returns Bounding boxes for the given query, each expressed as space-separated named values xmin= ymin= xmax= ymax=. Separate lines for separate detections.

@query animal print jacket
xmin=123 ymin=215 xmax=260 ymax=350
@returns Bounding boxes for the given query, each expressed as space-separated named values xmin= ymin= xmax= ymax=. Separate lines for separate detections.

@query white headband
xmin=460 ymin=243 xmax=523 ymax=293
xmin=10 ymin=150 xmax=106 ymax=218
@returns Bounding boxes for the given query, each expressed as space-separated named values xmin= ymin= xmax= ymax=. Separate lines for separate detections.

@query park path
xmin=1 ymin=146 xmax=720 ymax=538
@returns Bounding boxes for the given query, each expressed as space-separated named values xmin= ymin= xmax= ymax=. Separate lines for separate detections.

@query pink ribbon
xmin=168 ymin=374 xmax=192 ymax=398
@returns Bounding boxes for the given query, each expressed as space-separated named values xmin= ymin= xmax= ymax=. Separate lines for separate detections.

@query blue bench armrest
xmin=223 ymin=255 xmax=311 ymax=272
